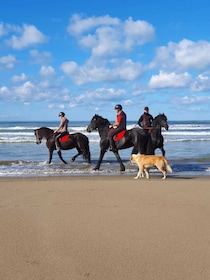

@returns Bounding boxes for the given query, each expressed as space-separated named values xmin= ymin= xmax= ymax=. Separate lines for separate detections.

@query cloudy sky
xmin=1 ymin=0 xmax=210 ymax=121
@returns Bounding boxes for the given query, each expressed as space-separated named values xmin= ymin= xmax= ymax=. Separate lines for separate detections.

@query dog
xmin=130 ymin=154 xmax=172 ymax=179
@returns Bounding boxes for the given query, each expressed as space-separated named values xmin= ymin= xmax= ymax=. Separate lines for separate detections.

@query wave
xmin=163 ymin=131 xmax=210 ymax=136
xmin=0 ymin=158 xmax=210 ymax=177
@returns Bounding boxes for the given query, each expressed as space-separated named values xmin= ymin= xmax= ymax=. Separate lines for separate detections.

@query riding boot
xmin=109 ymin=138 xmax=117 ymax=152
xmin=55 ymin=140 xmax=61 ymax=152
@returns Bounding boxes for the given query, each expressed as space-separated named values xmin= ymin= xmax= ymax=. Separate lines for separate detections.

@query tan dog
xmin=130 ymin=154 xmax=172 ymax=179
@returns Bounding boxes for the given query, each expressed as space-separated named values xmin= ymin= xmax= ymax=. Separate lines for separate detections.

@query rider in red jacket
xmin=109 ymin=104 xmax=127 ymax=152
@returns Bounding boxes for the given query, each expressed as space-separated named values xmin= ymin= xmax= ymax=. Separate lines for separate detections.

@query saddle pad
xmin=59 ymin=134 xmax=70 ymax=143
xmin=114 ymin=130 xmax=126 ymax=141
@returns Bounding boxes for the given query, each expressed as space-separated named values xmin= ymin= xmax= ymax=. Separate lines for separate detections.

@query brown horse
xmin=34 ymin=127 xmax=91 ymax=164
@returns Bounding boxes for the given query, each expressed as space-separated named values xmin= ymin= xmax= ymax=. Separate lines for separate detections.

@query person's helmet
xmin=144 ymin=106 xmax=149 ymax=111
xmin=115 ymin=104 xmax=122 ymax=110
xmin=58 ymin=112 xmax=65 ymax=117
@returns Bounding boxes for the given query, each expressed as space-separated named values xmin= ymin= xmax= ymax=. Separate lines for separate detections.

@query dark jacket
xmin=138 ymin=113 xmax=153 ymax=128
xmin=118 ymin=111 xmax=127 ymax=130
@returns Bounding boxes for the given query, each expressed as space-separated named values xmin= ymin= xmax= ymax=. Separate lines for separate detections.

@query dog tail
xmin=164 ymin=158 xmax=172 ymax=173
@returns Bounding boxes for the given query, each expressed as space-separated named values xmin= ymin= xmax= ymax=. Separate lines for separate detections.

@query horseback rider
xmin=108 ymin=104 xmax=127 ymax=152
xmin=54 ymin=112 xmax=69 ymax=151
xmin=138 ymin=106 xmax=153 ymax=131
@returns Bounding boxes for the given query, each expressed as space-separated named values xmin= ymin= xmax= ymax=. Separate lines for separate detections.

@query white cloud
xmin=124 ymin=99 xmax=133 ymax=105
xmin=39 ymin=66 xmax=55 ymax=78
xmin=124 ymin=17 xmax=155 ymax=46
xmin=6 ymin=24 xmax=48 ymax=49
xmin=191 ymin=74 xmax=210 ymax=92
xmin=175 ymin=39 xmax=210 ymax=70
xmin=66 ymin=87 xmax=126 ymax=108
xmin=0 ymin=22 xmax=6 ymax=36
xmin=149 ymin=71 xmax=192 ymax=89
xmin=30 ymin=49 xmax=52 ymax=64
xmin=61 ymin=59 xmax=143 ymax=85
xmin=67 ymin=14 xmax=155 ymax=57
xmin=67 ymin=14 xmax=120 ymax=35
xmin=180 ymin=95 xmax=210 ymax=105
xmin=151 ymin=39 xmax=210 ymax=71
xmin=0 ymin=54 xmax=17 ymax=69
xmin=11 ymin=73 xmax=27 ymax=82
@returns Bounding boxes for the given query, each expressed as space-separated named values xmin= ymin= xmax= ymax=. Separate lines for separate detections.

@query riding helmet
xmin=144 ymin=106 xmax=149 ymax=111
xmin=115 ymin=104 xmax=122 ymax=110
xmin=58 ymin=112 xmax=65 ymax=117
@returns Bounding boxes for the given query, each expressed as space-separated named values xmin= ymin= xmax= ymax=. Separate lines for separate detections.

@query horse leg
xmin=71 ymin=149 xmax=82 ymax=162
xmin=57 ymin=150 xmax=67 ymax=164
xmin=161 ymin=147 xmax=165 ymax=157
xmin=94 ymin=149 xmax=106 ymax=170
xmin=113 ymin=151 xmax=125 ymax=171
xmin=131 ymin=146 xmax=138 ymax=154
xmin=48 ymin=149 xmax=53 ymax=164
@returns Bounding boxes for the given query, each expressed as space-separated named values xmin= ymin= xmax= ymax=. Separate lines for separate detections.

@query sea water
xmin=0 ymin=120 xmax=210 ymax=177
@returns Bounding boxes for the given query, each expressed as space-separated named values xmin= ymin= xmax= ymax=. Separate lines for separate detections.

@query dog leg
xmin=134 ymin=168 xmax=144 ymax=179
xmin=162 ymin=170 xmax=166 ymax=179
xmin=158 ymin=167 xmax=166 ymax=179
xmin=144 ymin=168 xmax=150 ymax=179
xmin=134 ymin=169 xmax=140 ymax=179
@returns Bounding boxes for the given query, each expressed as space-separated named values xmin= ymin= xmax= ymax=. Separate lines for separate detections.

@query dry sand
xmin=0 ymin=175 xmax=210 ymax=280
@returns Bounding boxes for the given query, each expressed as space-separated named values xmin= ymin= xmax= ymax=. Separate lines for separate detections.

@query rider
xmin=108 ymin=104 xmax=127 ymax=152
xmin=54 ymin=112 xmax=69 ymax=151
xmin=138 ymin=106 xmax=153 ymax=131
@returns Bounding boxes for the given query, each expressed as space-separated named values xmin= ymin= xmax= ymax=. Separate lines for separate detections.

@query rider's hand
xmin=109 ymin=125 xmax=113 ymax=128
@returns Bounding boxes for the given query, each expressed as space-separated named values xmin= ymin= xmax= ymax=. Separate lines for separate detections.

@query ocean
xmin=0 ymin=120 xmax=210 ymax=177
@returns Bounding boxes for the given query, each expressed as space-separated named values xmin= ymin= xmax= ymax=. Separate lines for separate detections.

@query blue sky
xmin=1 ymin=0 xmax=210 ymax=121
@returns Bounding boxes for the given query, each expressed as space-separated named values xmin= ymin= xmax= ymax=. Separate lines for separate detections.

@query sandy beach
xmin=0 ymin=175 xmax=210 ymax=280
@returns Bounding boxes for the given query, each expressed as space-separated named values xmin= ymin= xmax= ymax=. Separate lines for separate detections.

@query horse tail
xmin=163 ymin=158 xmax=172 ymax=173
xmin=77 ymin=134 xmax=91 ymax=163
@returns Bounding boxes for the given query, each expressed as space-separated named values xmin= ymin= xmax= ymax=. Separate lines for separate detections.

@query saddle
xmin=113 ymin=130 xmax=126 ymax=141
xmin=59 ymin=133 xmax=70 ymax=143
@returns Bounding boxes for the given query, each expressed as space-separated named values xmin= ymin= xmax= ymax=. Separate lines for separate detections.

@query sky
xmin=1 ymin=0 xmax=210 ymax=122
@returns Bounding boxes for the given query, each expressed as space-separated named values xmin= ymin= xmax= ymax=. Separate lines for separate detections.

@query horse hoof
xmin=93 ymin=167 xmax=99 ymax=171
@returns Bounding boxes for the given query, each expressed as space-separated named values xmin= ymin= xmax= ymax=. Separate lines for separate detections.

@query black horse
xmin=134 ymin=113 xmax=169 ymax=156
xmin=149 ymin=113 xmax=168 ymax=156
xmin=34 ymin=127 xmax=91 ymax=164
xmin=87 ymin=114 xmax=148 ymax=171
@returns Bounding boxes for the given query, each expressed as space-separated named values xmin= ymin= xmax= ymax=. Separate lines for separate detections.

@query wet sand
xmin=0 ymin=176 xmax=210 ymax=280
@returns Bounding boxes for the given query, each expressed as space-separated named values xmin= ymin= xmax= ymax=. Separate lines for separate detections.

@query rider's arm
xmin=110 ymin=114 xmax=122 ymax=128
xmin=138 ymin=115 xmax=143 ymax=127
xmin=54 ymin=119 xmax=64 ymax=133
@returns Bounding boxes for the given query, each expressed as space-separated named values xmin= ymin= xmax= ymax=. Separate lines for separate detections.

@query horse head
xmin=34 ymin=129 xmax=42 ymax=144
xmin=87 ymin=114 xmax=110 ymax=132
xmin=34 ymin=127 xmax=54 ymax=144
xmin=153 ymin=114 xmax=169 ymax=130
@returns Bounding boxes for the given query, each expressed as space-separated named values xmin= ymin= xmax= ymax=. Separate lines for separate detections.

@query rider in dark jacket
xmin=109 ymin=104 xmax=127 ymax=152
xmin=138 ymin=107 xmax=153 ymax=130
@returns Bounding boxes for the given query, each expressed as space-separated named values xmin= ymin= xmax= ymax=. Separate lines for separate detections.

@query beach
xmin=0 ymin=176 xmax=210 ymax=280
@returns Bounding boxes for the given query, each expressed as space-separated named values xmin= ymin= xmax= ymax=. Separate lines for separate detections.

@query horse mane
xmin=154 ymin=113 xmax=167 ymax=120
xmin=39 ymin=127 xmax=54 ymax=133
xmin=94 ymin=114 xmax=111 ymax=125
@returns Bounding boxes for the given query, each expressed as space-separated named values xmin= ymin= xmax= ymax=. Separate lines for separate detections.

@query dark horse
xmin=87 ymin=114 xmax=169 ymax=171
xmin=34 ymin=127 xmax=91 ymax=164
xmin=87 ymin=114 xmax=148 ymax=171
xmin=134 ymin=113 xmax=169 ymax=156
xmin=149 ymin=113 xmax=169 ymax=156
